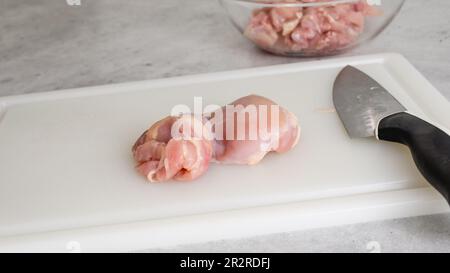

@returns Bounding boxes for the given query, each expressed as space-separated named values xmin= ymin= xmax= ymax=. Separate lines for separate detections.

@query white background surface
xmin=1 ymin=0 xmax=450 ymax=252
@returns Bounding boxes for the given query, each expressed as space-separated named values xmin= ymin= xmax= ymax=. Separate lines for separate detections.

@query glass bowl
xmin=219 ymin=0 xmax=405 ymax=56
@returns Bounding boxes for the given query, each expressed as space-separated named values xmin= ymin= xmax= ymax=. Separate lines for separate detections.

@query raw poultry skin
xmin=132 ymin=95 xmax=300 ymax=182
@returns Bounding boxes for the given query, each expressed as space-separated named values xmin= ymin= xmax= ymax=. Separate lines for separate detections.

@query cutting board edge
xmin=0 ymin=186 xmax=448 ymax=253
xmin=0 ymin=53 xmax=391 ymax=107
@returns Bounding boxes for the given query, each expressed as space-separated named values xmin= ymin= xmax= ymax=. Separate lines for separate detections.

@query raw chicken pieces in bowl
xmin=220 ymin=0 xmax=405 ymax=56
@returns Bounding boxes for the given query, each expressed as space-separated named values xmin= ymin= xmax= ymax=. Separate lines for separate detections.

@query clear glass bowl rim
xmin=220 ymin=0 xmax=372 ymax=8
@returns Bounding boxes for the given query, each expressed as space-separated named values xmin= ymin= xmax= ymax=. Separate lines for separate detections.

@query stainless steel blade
xmin=333 ymin=66 xmax=406 ymax=138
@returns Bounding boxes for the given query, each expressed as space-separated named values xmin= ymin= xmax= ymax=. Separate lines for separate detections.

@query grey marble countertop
xmin=1 ymin=0 xmax=450 ymax=252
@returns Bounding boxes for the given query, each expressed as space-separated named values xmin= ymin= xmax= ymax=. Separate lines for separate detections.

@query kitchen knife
xmin=333 ymin=66 xmax=450 ymax=204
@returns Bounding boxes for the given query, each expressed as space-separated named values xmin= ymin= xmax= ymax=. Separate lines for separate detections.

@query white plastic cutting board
xmin=0 ymin=53 xmax=449 ymax=252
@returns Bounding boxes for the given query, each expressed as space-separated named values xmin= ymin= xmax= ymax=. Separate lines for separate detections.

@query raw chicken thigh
xmin=211 ymin=95 xmax=300 ymax=165
xmin=244 ymin=0 xmax=380 ymax=55
xmin=132 ymin=115 xmax=213 ymax=182
xmin=132 ymin=95 xmax=300 ymax=182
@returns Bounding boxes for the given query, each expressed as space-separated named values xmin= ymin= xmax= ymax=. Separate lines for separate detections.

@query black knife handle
xmin=378 ymin=112 xmax=450 ymax=204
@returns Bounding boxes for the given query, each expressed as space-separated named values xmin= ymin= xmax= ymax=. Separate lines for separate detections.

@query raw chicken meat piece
xmin=243 ymin=0 xmax=381 ymax=55
xmin=133 ymin=115 xmax=213 ymax=182
xmin=132 ymin=95 xmax=300 ymax=182
xmin=244 ymin=10 xmax=279 ymax=48
xmin=210 ymin=95 xmax=300 ymax=165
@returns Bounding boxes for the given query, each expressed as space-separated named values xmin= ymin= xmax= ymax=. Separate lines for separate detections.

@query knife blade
xmin=333 ymin=65 xmax=450 ymax=205
xmin=333 ymin=66 xmax=406 ymax=138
